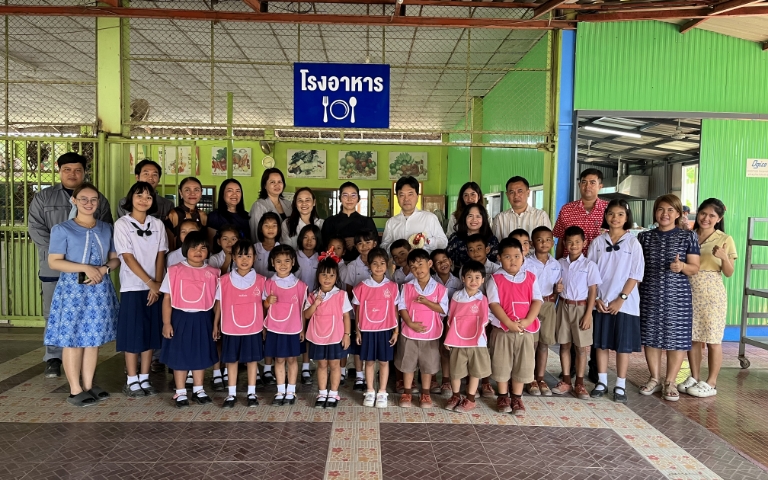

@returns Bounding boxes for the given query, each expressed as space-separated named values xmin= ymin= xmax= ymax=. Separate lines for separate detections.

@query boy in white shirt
xmin=430 ymin=248 xmax=463 ymax=393
xmin=389 ymin=239 xmax=414 ymax=286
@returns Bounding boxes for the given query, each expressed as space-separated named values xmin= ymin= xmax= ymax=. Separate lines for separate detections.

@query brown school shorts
xmin=449 ymin=346 xmax=492 ymax=380
xmin=489 ymin=327 xmax=535 ymax=384
xmin=556 ymin=303 xmax=593 ymax=348
xmin=395 ymin=336 xmax=440 ymax=375
xmin=536 ymin=300 xmax=558 ymax=346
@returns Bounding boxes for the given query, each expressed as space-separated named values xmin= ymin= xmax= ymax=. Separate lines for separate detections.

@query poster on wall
xmin=161 ymin=146 xmax=194 ymax=176
xmin=370 ymin=188 xmax=392 ymax=218
xmin=287 ymin=149 xmax=326 ymax=178
xmin=129 ymin=145 xmax=136 ymax=174
xmin=211 ymin=146 xmax=228 ymax=176
xmin=746 ymin=158 xmax=768 ymax=178
xmin=338 ymin=151 xmax=377 ymax=180
xmin=388 ymin=152 xmax=427 ymax=180
xmin=233 ymin=148 xmax=252 ymax=177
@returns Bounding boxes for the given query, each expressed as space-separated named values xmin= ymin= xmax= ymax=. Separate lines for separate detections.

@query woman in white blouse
xmin=248 ymin=168 xmax=292 ymax=241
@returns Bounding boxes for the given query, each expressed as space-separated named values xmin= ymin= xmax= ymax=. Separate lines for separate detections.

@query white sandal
xmin=687 ymin=381 xmax=717 ymax=398
xmin=639 ymin=378 xmax=661 ymax=396
xmin=662 ymin=382 xmax=679 ymax=402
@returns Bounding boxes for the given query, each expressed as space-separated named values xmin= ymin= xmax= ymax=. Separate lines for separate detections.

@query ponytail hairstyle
xmin=315 ymin=256 xmax=341 ymax=291
xmin=693 ymin=198 xmax=726 ymax=233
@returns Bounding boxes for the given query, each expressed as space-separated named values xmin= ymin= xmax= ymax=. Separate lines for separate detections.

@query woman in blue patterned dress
xmin=637 ymin=194 xmax=700 ymax=402
xmin=44 ymin=183 xmax=120 ymax=407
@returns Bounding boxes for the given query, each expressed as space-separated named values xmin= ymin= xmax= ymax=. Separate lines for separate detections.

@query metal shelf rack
xmin=738 ymin=217 xmax=768 ymax=369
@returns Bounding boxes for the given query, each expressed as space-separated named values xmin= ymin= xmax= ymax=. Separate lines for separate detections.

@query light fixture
xmin=584 ymin=126 xmax=642 ymax=139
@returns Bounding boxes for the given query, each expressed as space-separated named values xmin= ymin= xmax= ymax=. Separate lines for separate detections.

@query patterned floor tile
xmin=147 ymin=462 xmax=210 ymax=479
xmin=180 ymin=421 xmax=235 ymax=440
xmin=492 ymin=464 xmax=550 ymax=479
xmin=265 ymin=462 xmax=325 ymax=480
xmin=431 ymin=441 xmax=491 ymax=464
xmin=381 ymin=462 xmax=440 ymax=479
xmin=379 ymin=421 xmax=429 ymax=440
xmin=105 ymin=438 xmax=171 ymax=463
xmin=483 ymin=442 xmax=542 ymax=467
xmin=438 ymin=462 xmax=499 ymax=480
xmin=204 ymin=462 xmax=267 ymax=480
xmin=46 ymin=438 xmax=122 ymax=463
xmin=532 ymin=444 xmax=597 ymax=468
xmin=380 ymin=441 xmax=435 ymax=467
xmin=474 ymin=424 xmax=530 ymax=443
xmin=0 ymin=462 xmax=37 ymax=480
xmin=426 ymin=422 xmax=479 ymax=442
xmin=227 ymin=421 xmax=284 ymax=440
xmin=165 ymin=439 xmax=225 ymax=462
xmin=270 ymin=438 xmax=330 ymax=463
xmin=83 ymin=462 xmax=152 ymax=480
xmin=25 ymin=461 xmax=94 ymax=480
xmin=589 ymin=445 xmax=658 ymax=470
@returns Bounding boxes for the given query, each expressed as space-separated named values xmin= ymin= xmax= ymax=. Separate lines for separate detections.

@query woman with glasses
xmin=280 ymin=187 xmax=324 ymax=249
xmin=44 ymin=183 xmax=120 ymax=407
xmin=320 ymin=182 xmax=378 ymax=262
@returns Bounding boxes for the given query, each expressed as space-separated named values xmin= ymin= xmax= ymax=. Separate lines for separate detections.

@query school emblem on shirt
xmin=470 ymin=304 xmax=479 ymax=314
xmin=205 ymin=271 xmax=213 ymax=279
xmin=384 ymin=289 xmax=391 ymax=298
xmin=253 ymin=288 xmax=261 ymax=297
xmin=292 ymin=294 xmax=299 ymax=302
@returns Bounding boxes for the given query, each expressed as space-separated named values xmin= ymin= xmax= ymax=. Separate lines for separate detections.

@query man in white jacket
xmin=381 ymin=176 xmax=448 ymax=253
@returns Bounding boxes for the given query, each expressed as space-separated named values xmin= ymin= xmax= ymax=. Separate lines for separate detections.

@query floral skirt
xmin=691 ymin=271 xmax=727 ymax=344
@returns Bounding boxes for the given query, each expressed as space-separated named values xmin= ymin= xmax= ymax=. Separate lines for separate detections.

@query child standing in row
xmin=396 ymin=249 xmax=448 ymax=408
xmin=256 ymin=212 xmax=282 ymax=385
xmin=390 ymin=239 xmax=413 ymax=285
xmin=587 ymin=200 xmax=644 ymax=404
xmin=166 ymin=218 xmax=201 ymax=267
xmin=297 ymin=224 xmax=322 ymax=385
xmin=552 ymin=226 xmax=602 ymax=400
xmin=263 ymin=244 xmax=306 ymax=405
xmin=214 ymin=240 xmax=265 ymax=408
xmin=304 ymin=255 xmax=352 ymax=408
xmin=431 ymin=249 xmax=462 ymax=393
xmin=160 ymin=231 xmax=220 ymax=408
xmin=444 ymin=260 xmax=491 ymax=413
xmin=354 ymin=247 xmax=399 ymax=408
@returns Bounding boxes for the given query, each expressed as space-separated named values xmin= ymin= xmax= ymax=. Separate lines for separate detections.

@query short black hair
xmin=563 ymin=225 xmax=585 ymax=241
xmin=339 ymin=181 xmax=360 ymax=197
xmin=121 ymin=181 xmax=158 ymax=215
xmin=461 ymin=260 xmax=486 ymax=279
xmin=429 ymin=249 xmax=449 ymax=263
xmin=531 ymin=225 xmax=553 ymax=239
xmin=390 ymin=238 xmax=411 ymax=252
xmin=57 ymin=152 xmax=87 ymax=169
xmin=179 ymin=218 xmax=202 ymax=232
xmin=134 ymin=159 xmax=162 ymax=178
xmin=259 ymin=168 xmax=286 ymax=199
xmin=406 ymin=248 xmax=431 ymax=265
xmin=506 ymin=176 xmax=530 ymax=189
xmin=181 ymin=231 xmax=208 ymax=258
xmin=498 ymin=237 xmax=523 ymax=256
xmin=601 ymin=199 xmax=634 ymax=230
xmin=395 ymin=176 xmax=419 ymax=194
xmin=508 ymin=228 xmax=530 ymax=241
xmin=465 ymin=233 xmax=488 ymax=247
xmin=579 ymin=168 xmax=603 ymax=182
xmin=298 ymin=224 xmax=322 ymax=254
xmin=218 ymin=224 xmax=242 ymax=239
xmin=315 ymin=257 xmax=341 ymax=289
xmin=257 ymin=212 xmax=282 ymax=242
xmin=231 ymin=239 xmax=255 ymax=258
xmin=367 ymin=247 xmax=389 ymax=265
xmin=354 ymin=229 xmax=378 ymax=244
xmin=268 ymin=244 xmax=299 ymax=273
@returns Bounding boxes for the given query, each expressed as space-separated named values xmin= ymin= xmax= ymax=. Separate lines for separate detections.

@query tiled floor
xmin=1 ymin=329 xmax=767 ymax=479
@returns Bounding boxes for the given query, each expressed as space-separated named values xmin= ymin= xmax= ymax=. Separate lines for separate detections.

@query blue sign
xmin=294 ymin=62 xmax=390 ymax=129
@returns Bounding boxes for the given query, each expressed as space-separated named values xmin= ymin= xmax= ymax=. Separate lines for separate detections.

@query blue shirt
xmin=49 ymin=220 xmax=116 ymax=265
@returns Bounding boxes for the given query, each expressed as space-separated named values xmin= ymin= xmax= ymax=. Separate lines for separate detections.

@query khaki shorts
xmin=449 ymin=346 xmax=492 ymax=380
xmin=395 ymin=336 xmax=440 ymax=375
xmin=536 ymin=301 xmax=558 ymax=346
xmin=556 ymin=303 xmax=593 ymax=348
xmin=489 ymin=327 xmax=535 ymax=384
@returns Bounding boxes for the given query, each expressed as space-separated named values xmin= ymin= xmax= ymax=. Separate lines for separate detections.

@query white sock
xmin=328 ymin=390 xmax=338 ymax=399
xmin=287 ymin=384 xmax=296 ymax=395
xmin=175 ymin=388 xmax=187 ymax=399
xmin=302 ymin=362 xmax=310 ymax=372
xmin=228 ymin=385 xmax=236 ymax=396
xmin=597 ymin=373 xmax=608 ymax=389
xmin=277 ymin=384 xmax=286 ymax=394
xmin=356 ymin=371 xmax=364 ymax=380
xmin=319 ymin=389 xmax=328 ymax=397
xmin=616 ymin=377 xmax=626 ymax=390
xmin=213 ymin=369 xmax=222 ymax=378
xmin=138 ymin=373 xmax=149 ymax=383
xmin=264 ymin=365 xmax=272 ymax=373
xmin=247 ymin=385 xmax=256 ymax=395
xmin=193 ymin=385 xmax=203 ymax=394
xmin=127 ymin=375 xmax=141 ymax=391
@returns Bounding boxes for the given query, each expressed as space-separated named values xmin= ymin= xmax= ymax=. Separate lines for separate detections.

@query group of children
xmin=116 ymin=180 xmax=644 ymax=414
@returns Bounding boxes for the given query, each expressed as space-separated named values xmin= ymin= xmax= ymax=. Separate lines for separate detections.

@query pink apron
xmin=354 ymin=282 xmax=399 ymax=332
xmin=219 ymin=273 xmax=266 ymax=336
xmin=264 ymin=278 xmax=307 ymax=335
xmin=305 ymin=291 xmax=345 ymax=345
xmin=444 ymin=297 xmax=489 ymax=347
xmin=400 ymin=282 xmax=446 ymax=341
xmin=169 ymin=263 xmax=219 ymax=311
xmin=493 ymin=272 xmax=540 ymax=333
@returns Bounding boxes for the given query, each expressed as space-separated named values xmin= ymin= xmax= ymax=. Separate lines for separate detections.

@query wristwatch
xmin=103 ymin=264 xmax=111 ymax=274
xmin=619 ymin=293 xmax=628 ymax=300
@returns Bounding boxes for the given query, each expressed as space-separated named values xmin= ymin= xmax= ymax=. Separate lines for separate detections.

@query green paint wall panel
xmin=447 ymin=146 xmax=470 ymax=212
xmin=575 ymin=21 xmax=768 ymax=114
xmin=481 ymin=148 xmax=544 ymax=210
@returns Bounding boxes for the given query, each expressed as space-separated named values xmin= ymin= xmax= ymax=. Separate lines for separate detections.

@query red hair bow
xmin=319 ymin=246 xmax=341 ymax=264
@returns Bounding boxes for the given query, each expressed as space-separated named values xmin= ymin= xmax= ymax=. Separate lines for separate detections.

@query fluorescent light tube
xmin=584 ymin=126 xmax=642 ymax=138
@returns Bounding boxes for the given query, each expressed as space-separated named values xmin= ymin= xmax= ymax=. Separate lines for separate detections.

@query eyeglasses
xmin=75 ymin=198 xmax=98 ymax=205
xmin=341 ymin=193 xmax=358 ymax=199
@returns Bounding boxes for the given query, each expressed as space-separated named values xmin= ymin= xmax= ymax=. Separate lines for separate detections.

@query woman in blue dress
xmin=637 ymin=194 xmax=700 ymax=402
xmin=44 ymin=183 xmax=120 ymax=407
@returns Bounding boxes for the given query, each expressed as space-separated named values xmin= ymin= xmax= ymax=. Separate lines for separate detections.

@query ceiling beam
xmin=578 ymin=5 xmax=768 ymax=20
xmin=679 ymin=0 xmax=762 ymax=33
xmin=679 ymin=18 xmax=707 ymax=32
xmin=0 ymin=5 xmax=576 ymax=29
xmin=242 ymin=0 xmax=268 ymax=12
xmin=532 ymin=0 xmax=568 ymax=19
xmin=579 ymin=135 xmax=698 ymax=155
xmin=764 ymin=42 xmax=768 ymax=51
xmin=99 ymin=0 xmax=120 ymax=6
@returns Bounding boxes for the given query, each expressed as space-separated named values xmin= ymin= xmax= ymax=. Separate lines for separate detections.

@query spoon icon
xmin=349 ymin=96 xmax=357 ymax=124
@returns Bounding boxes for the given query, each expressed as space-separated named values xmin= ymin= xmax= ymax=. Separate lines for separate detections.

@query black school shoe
xmin=222 ymin=396 xmax=236 ymax=409
xmin=191 ymin=391 xmax=213 ymax=405
xmin=613 ymin=387 xmax=628 ymax=404
xmin=590 ymin=383 xmax=608 ymax=398
xmin=301 ymin=369 xmax=313 ymax=385
xmin=174 ymin=394 xmax=190 ymax=409
xmin=247 ymin=394 xmax=259 ymax=407
xmin=263 ymin=371 xmax=277 ymax=385
xmin=353 ymin=378 xmax=365 ymax=391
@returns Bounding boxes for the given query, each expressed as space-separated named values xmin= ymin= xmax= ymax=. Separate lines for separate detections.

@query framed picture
xmin=161 ymin=146 xmax=193 ymax=176
xmin=211 ymin=146 xmax=228 ymax=176
xmin=287 ymin=149 xmax=326 ymax=178
xmin=388 ymin=151 xmax=428 ymax=180
xmin=422 ymin=195 xmax=446 ymax=216
xmin=338 ymin=151 xmax=378 ymax=180
xmin=233 ymin=147 xmax=252 ymax=177
xmin=370 ymin=188 xmax=392 ymax=218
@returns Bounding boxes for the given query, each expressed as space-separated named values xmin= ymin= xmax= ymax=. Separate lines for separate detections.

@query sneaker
xmin=363 ymin=391 xmax=376 ymax=407
xmin=44 ymin=359 xmax=62 ymax=378
xmin=678 ymin=375 xmax=698 ymax=394
xmin=687 ymin=381 xmax=717 ymax=398
xmin=395 ymin=380 xmax=405 ymax=394
xmin=511 ymin=396 xmax=526 ymax=416
xmin=527 ymin=382 xmax=541 ymax=396
xmin=440 ymin=381 xmax=452 ymax=394
xmin=454 ymin=397 xmax=476 ymax=413
xmin=552 ymin=381 xmax=572 ymax=395
xmin=353 ymin=377 xmax=365 ymax=391
xmin=445 ymin=393 xmax=462 ymax=411
xmin=375 ymin=392 xmax=389 ymax=409
xmin=481 ymin=383 xmax=496 ymax=398
xmin=429 ymin=380 xmax=441 ymax=394
xmin=573 ymin=383 xmax=590 ymax=400
xmin=150 ymin=359 xmax=165 ymax=373
xmin=538 ymin=380 xmax=552 ymax=397
xmin=496 ymin=395 xmax=512 ymax=413
xmin=399 ymin=393 xmax=413 ymax=408
xmin=419 ymin=393 xmax=433 ymax=408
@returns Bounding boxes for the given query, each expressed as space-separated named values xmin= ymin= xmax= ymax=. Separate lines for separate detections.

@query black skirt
xmin=593 ymin=311 xmax=641 ymax=354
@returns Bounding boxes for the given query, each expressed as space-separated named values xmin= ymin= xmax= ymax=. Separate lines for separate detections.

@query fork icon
xmin=322 ymin=96 xmax=329 ymax=123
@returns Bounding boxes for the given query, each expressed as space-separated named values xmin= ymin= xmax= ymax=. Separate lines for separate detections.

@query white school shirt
xmin=280 ymin=217 xmax=325 ymax=250
xmin=396 ymin=277 xmax=449 ymax=317
xmin=341 ymin=256 xmax=371 ymax=289
xmin=351 ymin=277 xmax=401 ymax=306
xmin=208 ymin=251 xmax=226 ymax=270
xmin=296 ymin=250 xmax=319 ymax=291
xmin=525 ymin=254 xmax=562 ymax=297
xmin=167 ymin=248 xmax=184 ymax=267
xmin=254 ymin=242 xmax=279 ymax=278
xmin=450 ymin=288 xmax=490 ymax=347
xmin=486 ymin=269 xmax=543 ymax=328
xmin=432 ymin=273 xmax=463 ymax=300
xmin=393 ymin=267 xmax=414 ymax=287
xmin=160 ymin=261 xmax=214 ymax=312
xmin=261 ymin=274 xmax=308 ymax=307
xmin=491 ymin=205 xmax=552 ymax=240
xmin=113 ymin=214 xmax=169 ymax=292
xmin=558 ymin=254 xmax=602 ymax=302
xmin=302 ymin=286 xmax=353 ymax=314
xmin=380 ymin=208 xmax=448 ymax=253
xmin=337 ymin=259 xmax=348 ymax=285
xmin=215 ymin=269 xmax=258 ymax=300
xmin=587 ymin=232 xmax=644 ymax=316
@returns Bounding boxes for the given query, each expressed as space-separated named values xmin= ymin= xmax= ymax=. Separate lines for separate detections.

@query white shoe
xmin=363 ymin=391 xmax=376 ymax=407
xmin=687 ymin=381 xmax=717 ymax=398
xmin=375 ymin=392 xmax=388 ymax=408
xmin=677 ymin=375 xmax=698 ymax=394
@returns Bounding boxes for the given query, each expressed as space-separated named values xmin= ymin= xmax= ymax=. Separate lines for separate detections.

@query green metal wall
xmin=446 ymin=146 xmax=470 ymax=213
xmin=481 ymin=148 xmax=544 ymax=211
xmin=574 ymin=21 xmax=768 ymax=113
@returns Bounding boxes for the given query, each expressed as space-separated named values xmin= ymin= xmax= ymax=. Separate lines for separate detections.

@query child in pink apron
xmin=262 ymin=244 xmax=307 ymax=406
xmin=430 ymin=248 xmax=463 ymax=395
xmin=160 ymin=231 xmax=220 ymax=408
xmin=303 ymin=253 xmax=352 ymax=408
xmin=353 ymin=247 xmax=399 ymax=409
xmin=297 ymin=224 xmax=321 ymax=386
xmin=255 ymin=212 xmax=282 ymax=386
xmin=444 ymin=260 xmax=492 ymax=413
xmin=213 ymin=240 xmax=266 ymax=408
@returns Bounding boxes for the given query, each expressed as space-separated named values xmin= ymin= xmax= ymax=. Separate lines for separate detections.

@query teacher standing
xmin=321 ymin=182 xmax=377 ymax=262
xmin=249 ymin=168 xmax=292 ymax=242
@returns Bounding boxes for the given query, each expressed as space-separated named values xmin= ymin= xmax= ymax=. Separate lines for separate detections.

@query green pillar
xmin=469 ymin=96 xmax=483 ymax=185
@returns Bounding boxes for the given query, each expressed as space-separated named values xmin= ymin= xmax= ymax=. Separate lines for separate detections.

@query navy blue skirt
xmin=264 ymin=331 xmax=301 ymax=358
xmin=160 ymin=309 xmax=218 ymax=371
xmin=345 ymin=319 xmax=360 ymax=356
xmin=308 ymin=341 xmax=347 ymax=361
xmin=593 ymin=311 xmax=642 ymax=354
xmin=359 ymin=330 xmax=395 ymax=362
xmin=221 ymin=333 xmax=264 ymax=364
xmin=116 ymin=291 xmax=163 ymax=353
